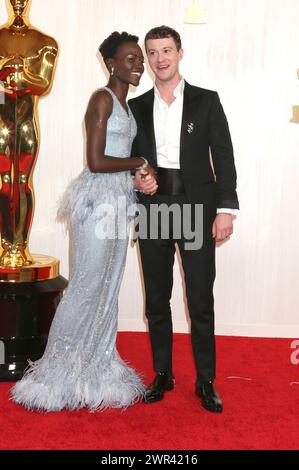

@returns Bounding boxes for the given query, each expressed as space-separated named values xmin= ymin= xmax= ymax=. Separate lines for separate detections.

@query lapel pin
xmin=187 ymin=122 xmax=194 ymax=134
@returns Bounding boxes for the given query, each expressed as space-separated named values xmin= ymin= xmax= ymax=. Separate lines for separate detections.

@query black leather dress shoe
xmin=195 ymin=381 xmax=223 ymax=413
xmin=143 ymin=372 xmax=175 ymax=403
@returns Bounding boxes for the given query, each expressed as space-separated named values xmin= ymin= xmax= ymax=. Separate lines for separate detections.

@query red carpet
xmin=0 ymin=333 xmax=298 ymax=450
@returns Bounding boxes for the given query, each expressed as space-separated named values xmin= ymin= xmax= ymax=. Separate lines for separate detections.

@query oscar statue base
xmin=0 ymin=255 xmax=68 ymax=381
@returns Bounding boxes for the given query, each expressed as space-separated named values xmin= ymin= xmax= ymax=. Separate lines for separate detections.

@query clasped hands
xmin=134 ymin=166 xmax=158 ymax=196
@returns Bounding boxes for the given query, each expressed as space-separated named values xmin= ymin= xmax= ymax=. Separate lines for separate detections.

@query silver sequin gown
xmin=11 ymin=87 xmax=144 ymax=411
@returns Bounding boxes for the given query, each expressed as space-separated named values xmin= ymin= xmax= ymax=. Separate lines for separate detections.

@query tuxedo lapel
xmin=180 ymin=82 xmax=202 ymax=162
xmin=139 ymin=89 xmax=157 ymax=165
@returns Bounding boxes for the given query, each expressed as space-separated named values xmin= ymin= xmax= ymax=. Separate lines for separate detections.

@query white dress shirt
xmin=154 ymin=78 xmax=184 ymax=169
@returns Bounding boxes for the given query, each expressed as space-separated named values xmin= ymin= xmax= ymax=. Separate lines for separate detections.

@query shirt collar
xmin=154 ymin=77 xmax=185 ymax=100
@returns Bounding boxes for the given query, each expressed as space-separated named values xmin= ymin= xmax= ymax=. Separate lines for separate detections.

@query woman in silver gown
xmin=11 ymin=32 xmax=157 ymax=412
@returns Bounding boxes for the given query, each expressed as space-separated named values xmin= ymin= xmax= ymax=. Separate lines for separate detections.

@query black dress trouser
xmin=137 ymin=193 xmax=216 ymax=384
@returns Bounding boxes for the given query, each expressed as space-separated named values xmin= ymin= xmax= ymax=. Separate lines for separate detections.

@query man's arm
xmin=209 ymin=92 xmax=239 ymax=210
xmin=129 ymin=103 xmax=158 ymax=195
xmin=209 ymin=92 xmax=239 ymax=241
xmin=132 ymin=131 xmax=157 ymax=195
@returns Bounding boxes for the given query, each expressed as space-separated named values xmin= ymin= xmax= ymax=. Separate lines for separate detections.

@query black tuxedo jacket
xmin=129 ymin=81 xmax=239 ymax=211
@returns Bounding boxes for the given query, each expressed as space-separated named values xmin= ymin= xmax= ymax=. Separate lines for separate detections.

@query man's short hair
xmin=145 ymin=25 xmax=182 ymax=52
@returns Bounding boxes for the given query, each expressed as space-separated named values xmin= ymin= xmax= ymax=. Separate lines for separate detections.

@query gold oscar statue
xmin=0 ymin=0 xmax=58 ymax=274
xmin=290 ymin=68 xmax=299 ymax=124
xmin=0 ymin=0 xmax=67 ymax=381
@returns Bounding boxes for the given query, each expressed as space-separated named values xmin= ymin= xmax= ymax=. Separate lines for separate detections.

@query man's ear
xmin=178 ymin=48 xmax=184 ymax=62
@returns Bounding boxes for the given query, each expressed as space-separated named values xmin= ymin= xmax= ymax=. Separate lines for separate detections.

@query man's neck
xmin=155 ymin=75 xmax=181 ymax=96
xmin=155 ymin=76 xmax=182 ymax=106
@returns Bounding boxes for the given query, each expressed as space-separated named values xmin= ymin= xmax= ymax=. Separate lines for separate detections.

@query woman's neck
xmin=107 ymin=79 xmax=129 ymax=104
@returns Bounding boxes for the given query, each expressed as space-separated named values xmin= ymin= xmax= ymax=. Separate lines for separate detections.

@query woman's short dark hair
xmin=99 ymin=31 xmax=139 ymax=61
xmin=145 ymin=25 xmax=182 ymax=51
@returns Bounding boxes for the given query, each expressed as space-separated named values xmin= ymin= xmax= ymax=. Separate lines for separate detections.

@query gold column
xmin=290 ymin=68 xmax=299 ymax=124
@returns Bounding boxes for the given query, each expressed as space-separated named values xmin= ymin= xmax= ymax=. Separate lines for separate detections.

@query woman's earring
xmin=111 ymin=66 xmax=114 ymax=76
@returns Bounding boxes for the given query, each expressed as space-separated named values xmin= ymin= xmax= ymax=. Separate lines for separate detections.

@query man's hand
xmin=212 ymin=213 xmax=234 ymax=242
xmin=134 ymin=167 xmax=158 ymax=196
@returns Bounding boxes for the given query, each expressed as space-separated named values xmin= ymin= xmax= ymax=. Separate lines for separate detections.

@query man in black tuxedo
xmin=129 ymin=26 xmax=239 ymax=413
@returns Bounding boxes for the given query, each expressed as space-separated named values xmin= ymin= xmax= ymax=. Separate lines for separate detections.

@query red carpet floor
xmin=0 ymin=333 xmax=298 ymax=450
